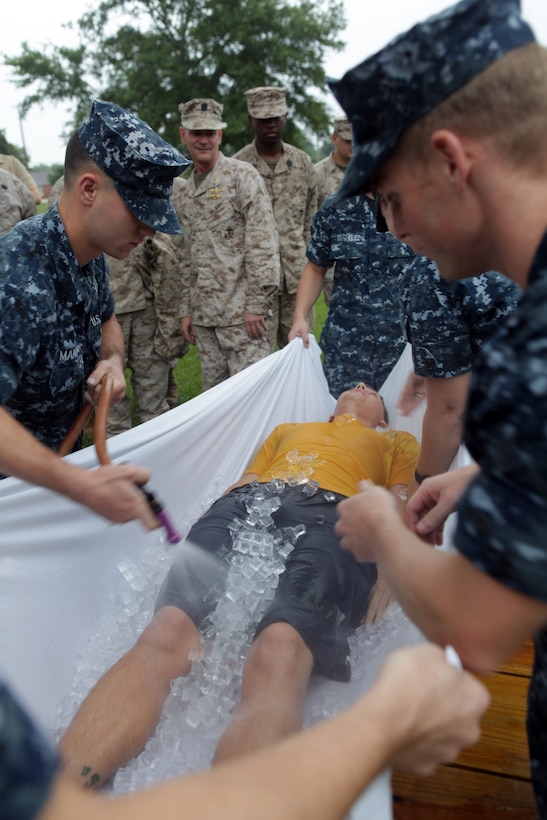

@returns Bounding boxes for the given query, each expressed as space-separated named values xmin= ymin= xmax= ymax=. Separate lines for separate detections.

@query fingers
xmin=397 ymin=373 xmax=426 ymax=416
xmin=407 ymin=502 xmax=447 ymax=543
xmin=288 ymin=322 xmax=310 ymax=347
xmin=83 ymin=464 xmax=162 ymax=530
xmin=245 ymin=317 xmax=267 ymax=339
xmin=180 ymin=318 xmax=196 ymax=344
xmin=364 ymin=585 xmax=393 ymax=625
xmin=378 ymin=644 xmax=490 ymax=775
xmin=86 ymin=365 xmax=125 ymax=407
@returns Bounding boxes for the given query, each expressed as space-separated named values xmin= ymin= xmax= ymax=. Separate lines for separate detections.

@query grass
xmin=85 ymin=289 xmax=328 ymax=443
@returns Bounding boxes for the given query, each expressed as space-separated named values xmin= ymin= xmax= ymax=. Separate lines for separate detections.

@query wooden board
xmin=392 ymin=641 xmax=538 ymax=817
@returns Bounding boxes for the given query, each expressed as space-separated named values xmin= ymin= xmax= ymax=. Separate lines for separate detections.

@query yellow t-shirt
xmin=246 ymin=415 xmax=419 ymax=498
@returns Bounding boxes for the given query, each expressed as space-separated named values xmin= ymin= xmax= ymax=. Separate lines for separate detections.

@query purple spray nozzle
xmin=140 ymin=486 xmax=181 ymax=544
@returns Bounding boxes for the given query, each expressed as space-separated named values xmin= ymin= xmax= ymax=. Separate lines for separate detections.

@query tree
xmin=0 ymin=129 xmax=30 ymax=166
xmin=4 ymin=0 xmax=345 ymax=154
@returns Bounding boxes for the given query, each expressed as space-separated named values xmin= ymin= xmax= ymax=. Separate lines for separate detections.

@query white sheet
xmin=0 ymin=337 xmax=432 ymax=817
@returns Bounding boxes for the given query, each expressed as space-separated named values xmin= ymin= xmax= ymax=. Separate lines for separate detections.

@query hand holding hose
xmin=59 ymin=377 xmax=181 ymax=541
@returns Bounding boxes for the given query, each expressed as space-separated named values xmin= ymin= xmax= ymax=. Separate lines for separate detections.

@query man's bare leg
xmin=58 ymin=606 xmax=200 ymax=787
xmin=213 ymin=622 xmax=314 ymax=764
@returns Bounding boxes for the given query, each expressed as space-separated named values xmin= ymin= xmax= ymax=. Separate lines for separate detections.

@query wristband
xmin=414 ymin=468 xmax=431 ymax=484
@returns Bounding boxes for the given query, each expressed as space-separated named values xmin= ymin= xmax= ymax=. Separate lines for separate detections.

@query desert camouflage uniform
xmin=0 ymin=204 xmax=114 ymax=451
xmin=0 ymin=169 xmax=36 ymax=235
xmin=307 ymin=193 xmax=413 ymax=393
xmin=399 ymin=257 xmax=520 ymax=377
xmin=47 ymin=176 xmax=64 ymax=206
xmin=0 ymin=154 xmax=39 ymax=201
xmin=107 ymin=232 xmax=187 ymax=435
xmin=234 ymin=140 xmax=317 ymax=349
xmin=172 ymin=154 xmax=279 ymax=391
xmin=315 ymin=153 xmax=345 ymax=208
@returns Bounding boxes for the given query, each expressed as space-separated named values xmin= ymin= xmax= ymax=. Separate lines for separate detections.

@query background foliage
xmin=0 ymin=128 xmax=30 ymax=165
xmin=5 ymin=0 xmax=345 ymax=155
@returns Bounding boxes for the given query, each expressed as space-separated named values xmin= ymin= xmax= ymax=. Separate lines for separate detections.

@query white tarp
xmin=0 ymin=337 xmax=431 ymax=817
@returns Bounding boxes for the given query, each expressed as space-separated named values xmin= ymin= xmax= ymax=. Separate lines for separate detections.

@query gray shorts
xmin=155 ymin=484 xmax=377 ymax=680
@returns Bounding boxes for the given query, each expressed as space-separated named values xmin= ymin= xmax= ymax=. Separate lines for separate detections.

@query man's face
xmin=332 ymin=134 xmax=353 ymax=166
xmin=373 ymin=146 xmax=487 ymax=282
xmin=249 ymin=115 xmax=286 ymax=146
xmin=334 ymin=383 xmax=387 ymax=428
xmin=89 ymin=178 xmax=155 ymax=261
xmin=180 ymin=128 xmax=222 ymax=170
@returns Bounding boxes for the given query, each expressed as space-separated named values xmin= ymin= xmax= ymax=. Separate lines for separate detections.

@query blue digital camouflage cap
xmin=78 ymin=100 xmax=190 ymax=234
xmin=329 ymin=0 xmax=536 ymax=201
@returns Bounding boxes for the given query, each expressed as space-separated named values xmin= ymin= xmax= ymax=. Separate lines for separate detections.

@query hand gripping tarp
xmin=0 ymin=338 xmax=432 ymax=818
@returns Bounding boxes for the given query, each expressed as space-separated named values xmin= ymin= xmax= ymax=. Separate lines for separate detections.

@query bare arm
xmin=336 ymin=481 xmax=547 ymax=670
xmin=0 ymin=405 xmax=158 ymax=528
xmin=39 ymin=643 xmax=489 ymax=820
xmin=365 ymin=483 xmax=408 ymax=624
xmin=288 ymin=261 xmax=327 ymax=346
xmin=406 ymin=464 xmax=480 ymax=544
xmin=406 ymin=372 xmax=471 ymax=497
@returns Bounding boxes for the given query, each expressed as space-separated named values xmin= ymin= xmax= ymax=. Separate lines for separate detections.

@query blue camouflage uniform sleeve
xmin=0 ymin=272 xmax=45 ymax=404
xmin=400 ymin=256 xmax=475 ymax=378
xmin=0 ymin=681 xmax=60 ymax=820
xmin=455 ymin=239 xmax=547 ymax=602
xmin=306 ymin=197 xmax=336 ymax=268
xmin=97 ymin=254 xmax=116 ymax=322
xmin=400 ymin=259 xmax=518 ymax=379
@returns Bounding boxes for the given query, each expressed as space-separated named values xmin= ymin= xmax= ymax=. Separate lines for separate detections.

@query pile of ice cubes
xmin=53 ymin=474 xmax=413 ymax=793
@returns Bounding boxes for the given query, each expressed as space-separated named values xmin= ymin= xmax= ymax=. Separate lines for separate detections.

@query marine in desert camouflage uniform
xmin=234 ymin=87 xmax=317 ymax=349
xmin=174 ymin=98 xmax=279 ymax=391
xmin=106 ymin=231 xmax=187 ymax=435
xmin=314 ymin=117 xmax=353 ymax=207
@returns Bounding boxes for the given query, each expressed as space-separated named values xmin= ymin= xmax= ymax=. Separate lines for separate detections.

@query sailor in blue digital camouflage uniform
xmin=289 ymin=192 xmax=418 ymax=393
xmin=0 ymin=100 xmax=188 ymax=529
xmin=329 ymin=0 xmax=547 ymax=813
xmin=398 ymin=257 xmax=519 ymax=495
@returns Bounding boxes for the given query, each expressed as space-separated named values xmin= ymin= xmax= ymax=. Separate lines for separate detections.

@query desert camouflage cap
xmin=78 ymin=100 xmax=189 ymax=234
xmin=333 ymin=117 xmax=352 ymax=141
xmin=329 ymin=0 xmax=535 ymax=201
xmin=178 ymin=98 xmax=227 ymax=130
xmin=245 ymin=87 xmax=288 ymax=119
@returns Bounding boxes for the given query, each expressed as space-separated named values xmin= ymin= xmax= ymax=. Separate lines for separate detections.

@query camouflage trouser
xmin=267 ymin=279 xmax=315 ymax=351
xmin=194 ymin=323 xmax=271 ymax=391
xmin=108 ymin=306 xmax=171 ymax=437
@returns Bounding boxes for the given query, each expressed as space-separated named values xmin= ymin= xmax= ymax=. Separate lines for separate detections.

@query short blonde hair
xmin=398 ymin=43 xmax=547 ymax=171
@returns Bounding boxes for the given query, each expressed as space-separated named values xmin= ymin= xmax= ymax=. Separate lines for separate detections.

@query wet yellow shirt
xmin=246 ymin=415 xmax=419 ymax=498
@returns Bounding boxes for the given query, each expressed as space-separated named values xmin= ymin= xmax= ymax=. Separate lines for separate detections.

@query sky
xmin=2 ymin=0 xmax=547 ymax=167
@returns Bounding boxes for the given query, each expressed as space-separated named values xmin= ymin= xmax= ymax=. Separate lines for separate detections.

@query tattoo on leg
xmin=80 ymin=765 xmax=101 ymax=788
